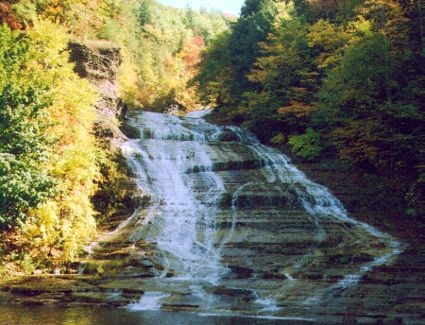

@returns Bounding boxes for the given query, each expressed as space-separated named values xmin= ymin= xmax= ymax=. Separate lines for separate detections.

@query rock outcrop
xmin=68 ymin=40 xmax=140 ymax=233
xmin=69 ymin=40 xmax=125 ymax=152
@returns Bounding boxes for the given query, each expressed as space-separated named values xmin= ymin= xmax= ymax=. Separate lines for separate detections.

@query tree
xmin=0 ymin=24 xmax=54 ymax=227
xmin=289 ymin=128 xmax=323 ymax=160
xmin=195 ymin=0 xmax=424 ymax=218
xmin=227 ymin=0 xmax=282 ymax=99
xmin=195 ymin=31 xmax=234 ymax=108
xmin=241 ymin=7 xmax=318 ymax=139
xmin=320 ymin=32 xmax=395 ymax=117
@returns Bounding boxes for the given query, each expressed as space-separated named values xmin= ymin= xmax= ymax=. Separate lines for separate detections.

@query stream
xmin=2 ymin=111 xmax=423 ymax=324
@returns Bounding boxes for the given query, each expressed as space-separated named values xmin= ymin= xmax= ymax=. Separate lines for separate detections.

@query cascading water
xmin=117 ymin=110 xmax=402 ymax=318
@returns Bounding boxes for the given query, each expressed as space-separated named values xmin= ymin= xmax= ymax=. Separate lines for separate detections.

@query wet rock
xmin=140 ymin=259 xmax=154 ymax=268
xmin=327 ymin=253 xmax=374 ymax=266
xmin=207 ymin=286 xmax=254 ymax=298
xmin=261 ymin=271 xmax=290 ymax=280
xmin=216 ymin=129 xmax=239 ymax=142
xmin=70 ymin=292 xmax=108 ymax=304
xmin=161 ymin=294 xmax=203 ymax=310
xmin=227 ymin=265 xmax=254 ymax=279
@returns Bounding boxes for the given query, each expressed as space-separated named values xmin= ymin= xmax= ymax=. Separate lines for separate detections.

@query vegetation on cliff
xmin=195 ymin=0 xmax=424 ymax=219
xmin=2 ymin=0 xmax=230 ymax=111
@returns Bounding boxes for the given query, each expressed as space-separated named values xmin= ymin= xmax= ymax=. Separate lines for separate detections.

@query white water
xmin=121 ymin=111 xmax=402 ymax=314
xmin=128 ymin=292 xmax=171 ymax=311
xmin=122 ymin=112 xmax=227 ymax=285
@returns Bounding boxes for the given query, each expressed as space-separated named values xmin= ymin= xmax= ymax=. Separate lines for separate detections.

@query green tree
xmin=289 ymin=128 xmax=323 ymax=160
xmin=0 ymin=24 xmax=54 ymax=227
xmin=241 ymin=7 xmax=318 ymax=139
xmin=195 ymin=31 xmax=234 ymax=107
xmin=227 ymin=0 xmax=282 ymax=99
xmin=320 ymin=32 xmax=395 ymax=117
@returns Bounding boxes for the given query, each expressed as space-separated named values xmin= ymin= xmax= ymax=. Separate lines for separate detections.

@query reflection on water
xmin=0 ymin=304 xmax=316 ymax=325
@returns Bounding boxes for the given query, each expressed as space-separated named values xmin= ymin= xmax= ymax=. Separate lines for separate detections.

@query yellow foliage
xmin=277 ymin=101 xmax=315 ymax=117
xmin=19 ymin=20 xmax=102 ymax=264
xmin=117 ymin=50 xmax=143 ymax=108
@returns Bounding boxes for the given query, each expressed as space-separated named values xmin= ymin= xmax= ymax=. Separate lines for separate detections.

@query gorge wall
xmin=68 ymin=40 xmax=138 ymax=233
xmin=69 ymin=40 xmax=124 ymax=151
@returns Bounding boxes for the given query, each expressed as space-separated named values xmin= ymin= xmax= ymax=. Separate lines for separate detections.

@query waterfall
xmin=120 ymin=110 xmax=402 ymax=317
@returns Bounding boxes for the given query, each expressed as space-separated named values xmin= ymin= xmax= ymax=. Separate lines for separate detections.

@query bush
xmin=0 ymin=21 xmax=102 ymax=270
xmin=0 ymin=24 xmax=55 ymax=227
xmin=270 ymin=133 xmax=286 ymax=145
xmin=288 ymin=128 xmax=323 ymax=161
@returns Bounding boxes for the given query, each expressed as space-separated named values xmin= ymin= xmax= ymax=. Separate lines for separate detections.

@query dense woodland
xmin=195 ymin=0 xmax=424 ymax=221
xmin=0 ymin=0 xmax=228 ymax=274
xmin=0 ymin=0 xmax=423 ymax=276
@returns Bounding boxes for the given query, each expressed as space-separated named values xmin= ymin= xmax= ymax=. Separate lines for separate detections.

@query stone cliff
xmin=69 ymin=40 xmax=125 ymax=153
xmin=68 ymin=40 xmax=139 ymax=230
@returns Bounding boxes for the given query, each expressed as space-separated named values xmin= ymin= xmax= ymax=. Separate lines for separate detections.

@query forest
xmin=0 ymin=0 xmax=423 ymax=277
xmin=195 ymin=0 xmax=424 ymax=222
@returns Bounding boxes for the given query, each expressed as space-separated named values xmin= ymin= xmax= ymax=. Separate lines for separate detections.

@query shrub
xmin=288 ymin=128 xmax=323 ymax=161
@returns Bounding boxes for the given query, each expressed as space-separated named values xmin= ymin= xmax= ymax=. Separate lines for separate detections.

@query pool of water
xmin=0 ymin=305 xmax=317 ymax=325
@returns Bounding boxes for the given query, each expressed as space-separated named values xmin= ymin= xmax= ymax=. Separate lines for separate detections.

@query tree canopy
xmin=196 ymin=0 xmax=424 ymax=218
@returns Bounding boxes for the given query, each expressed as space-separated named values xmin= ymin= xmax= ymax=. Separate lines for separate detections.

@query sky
xmin=157 ymin=0 xmax=244 ymax=15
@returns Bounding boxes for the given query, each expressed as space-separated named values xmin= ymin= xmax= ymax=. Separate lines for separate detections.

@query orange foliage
xmin=179 ymin=35 xmax=205 ymax=68
xmin=0 ymin=2 xmax=23 ymax=30
xmin=277 ymin=101 xmax=314 ymax=117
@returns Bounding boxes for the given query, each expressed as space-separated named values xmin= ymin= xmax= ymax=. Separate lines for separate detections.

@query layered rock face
xmin=69 ymin=40 xmax=122 ymax=117
xmin=84 ymin=111 xmax=403 ymax=321
xmin=69 ymin=40 xmax=125 ymax=151
xmin=67 ymin=40 xmax=138 ymax=222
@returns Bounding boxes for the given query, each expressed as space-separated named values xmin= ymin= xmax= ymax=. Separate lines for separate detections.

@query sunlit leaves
xmin=0 ymin=20 xmax=101 ymax=266
xmin=0 ymin=25 xmax=54 ymax=227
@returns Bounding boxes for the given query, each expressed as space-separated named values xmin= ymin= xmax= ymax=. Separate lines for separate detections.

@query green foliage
xmin=227 ymin=0 xmax=286 ymax=99
xmin=0 ymin=20 xmax=102 ymax=271
xmin=245 ymin=10 xmax=318 ymax=129
xmin=270 ymin=133 xmax=285 ymax=145
xmin=195 ymin=31 xmax=234 ymax=107
xmin=0 ymin=87 xmax=55 ymax=227
xmin=97 ymin=0 xmax=230 ymax=111
xmin=321 ymin=33 xmax=394 ymax=115
xmin=289 ymin=128 xmax=323 ymax=160
xmin=0 ymin=24 xmax=55 ymax=227
xmin=307 ymin=19 xmax=348 ymax=69
xmin=196 ymin=0 xmax=424 ymax=216
xmin=0 ymin=0 xmax=230 ymax=272
xmin=4 ymin=0 xmax=230 ymax=112
xmin=196 ymin=0 xmax=289 ymax=111
xmin=25 ymin=20 xmax=100 ymax=263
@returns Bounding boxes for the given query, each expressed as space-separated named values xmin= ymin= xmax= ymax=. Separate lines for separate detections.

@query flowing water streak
xmin=219 ymin=182 xmax=254 ymax=251
xmin=228 ymin=125 xmax=403 ymax=295
xmin=128 ymin=292 xmax=171 ymax=311
xmin=123 ymin=112 xmax=227 ymax=286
